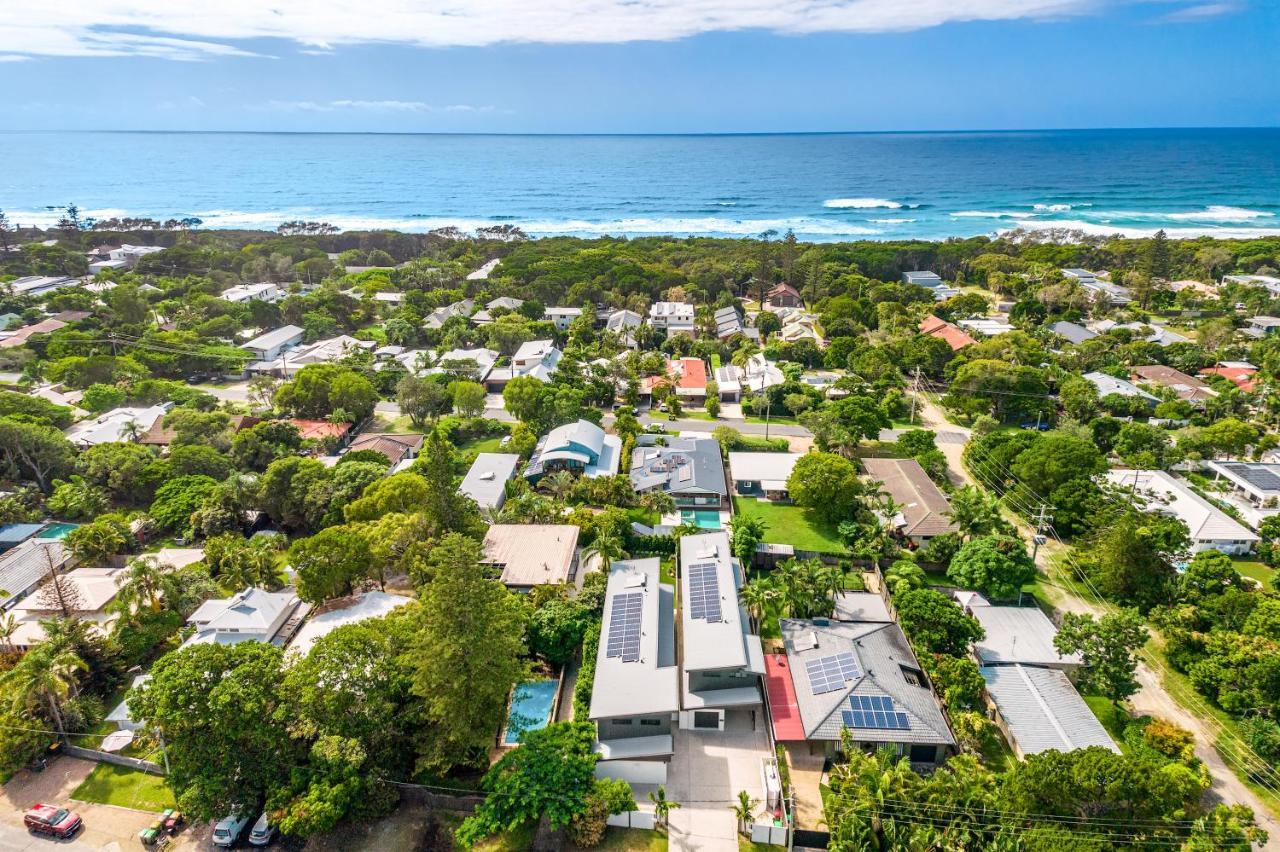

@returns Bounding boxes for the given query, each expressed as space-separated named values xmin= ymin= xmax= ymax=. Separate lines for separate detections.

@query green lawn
xmin=1083 ymin=696 xmax=1130 ymax=752
xmin=457 ymin=435 xmax=506 ymax=455
xmin=743 ymin=414 xmax=799 ymax=426
xmin=1233 ymin=558 xmax=1275 ymax=588
xmin=72 ymin=763 xmax=176 ymax=811
xmin=732 ymin=497 xmax=845 ymax=554
xmin=574 ymin=828 xmax=668 ymax=851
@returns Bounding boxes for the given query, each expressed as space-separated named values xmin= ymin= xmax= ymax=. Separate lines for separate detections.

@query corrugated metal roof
xmin=981 ymin=664 xmax=1119 ymax=755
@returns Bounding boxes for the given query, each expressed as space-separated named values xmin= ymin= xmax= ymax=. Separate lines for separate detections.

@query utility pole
xmin=909 ymin=366 xmax=921 ymax=424
xmin=1030 ymin=505 xmax=1050 ymax=560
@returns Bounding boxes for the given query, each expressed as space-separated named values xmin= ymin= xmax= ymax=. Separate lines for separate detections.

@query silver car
xmin=248 ymin=812 xmax=276 ymax=846
xmin=211 ymin=807 xmax=250 ymax=847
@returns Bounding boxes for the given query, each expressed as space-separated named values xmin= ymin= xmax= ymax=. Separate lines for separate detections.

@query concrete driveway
xmin=662 ymin=709 xmax=772 ymax=851
xmin=0 ymin=757 xmax=157 ymax=852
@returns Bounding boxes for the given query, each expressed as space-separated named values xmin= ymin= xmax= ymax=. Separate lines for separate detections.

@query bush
xmin=572 ymin=621 xmax=603 ymax=719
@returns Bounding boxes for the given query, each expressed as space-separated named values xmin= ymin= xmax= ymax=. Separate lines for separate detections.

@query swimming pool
xmin=680 ymin=509 xmax=722 ymax=530
xmin=37 ymin=523 xmax=79 ymax=540
xmin=502 ymin=679 xmax=558 ymax=745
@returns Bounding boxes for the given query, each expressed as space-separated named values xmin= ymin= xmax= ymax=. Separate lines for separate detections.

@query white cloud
xmin=1154 ymin=1 xmax=1242 ymax=22
xmin=261 ymin=99 xmax=497 ymax=113
xmin=0 ymin=0 xmax=1111 ymax=61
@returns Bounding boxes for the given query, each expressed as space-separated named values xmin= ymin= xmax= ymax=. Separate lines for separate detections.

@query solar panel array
xmin=805 ymin=653 xmax=861 ymax=695
xmin=1222 ymin=462 xmax=1280 ymax=493
xmin=687 ymin=562 xmax=722 ymax=621
xmin=841 ymin=695 xmax=910 ymax=730
xmin=606 ymin=592 xmax=643 ymax=662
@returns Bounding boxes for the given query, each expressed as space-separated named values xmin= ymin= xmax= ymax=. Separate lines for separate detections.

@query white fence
xmin=606 ymin=810 xmax=658 ymax=830
xmin=750 ymin=821 xmax=789 ymax=846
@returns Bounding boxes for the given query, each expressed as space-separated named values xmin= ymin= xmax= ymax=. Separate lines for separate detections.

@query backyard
xmin=731 ymin=497 xmax=845 ymax=554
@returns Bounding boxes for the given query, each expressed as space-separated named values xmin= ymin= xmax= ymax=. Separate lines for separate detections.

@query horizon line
xmin=2 ymin=125 xmax=1278 ymax=138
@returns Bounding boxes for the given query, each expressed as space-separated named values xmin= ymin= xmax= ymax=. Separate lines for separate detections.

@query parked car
xmin=646 ymin=423 xmax=666 ymax=433
xmin=248 ymin=812 xmax=276 ymax=846
xmin=212 ymin=807 xmax=251 ymax=847
xmin=24 ymin=803 xmax=82 ymax=838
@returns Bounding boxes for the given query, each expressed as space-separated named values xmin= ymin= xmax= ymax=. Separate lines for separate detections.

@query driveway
xmin=662 ymin=709 xmax=772 ymax=851
xmin=0 ymin=757 xmax=157 ymax=852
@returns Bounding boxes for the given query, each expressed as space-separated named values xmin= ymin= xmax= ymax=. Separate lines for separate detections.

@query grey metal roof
xmin=459 ymin=453 xmax=520 ymax=509
xmin=981 ymin=664 xmax=1119 ymax=755
xmin=779 ymin=618 xmax=954 ymax=746
xmin=833 ymin=592 xmax=893 ymax=623
xmin=0 ymin=524 xmax=46 ymax=545
xmin=629 ymin=436 xmax=727 ymax=498
xmin=680 ymin=532 xmax=757 ymax=673
xmin=1083 ymin=371 xmax=1159 ymax=403
xmin=589 ymin=559 xmax=680 ymax=720
xmin=0 ymin=540 xmax=69 ymax=610
xmin=1048 ymin=321 xmax=1097 ymax=345
xmin=969 ymin=606 xmax=1082 ymax=668
xmin=240 ymin=325 xmax=304 ymax=352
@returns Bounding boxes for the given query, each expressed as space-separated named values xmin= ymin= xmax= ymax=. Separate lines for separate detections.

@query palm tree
xmin=946 ymin=485 xmax=1005 ymax=540
xmin=738 ymin=578 xmax=778 ymax=632
xmin=0 ymin=643 xmax=87 ymax=738
xmin=728 ymin=514 xmax=768 ymax=565
xmin=0 ymin=611 xmax=17 ymax=654
xmin=540 ymin=470 xmax=576 ymax=501
xmin=649 ymin=785 xmax=681 ymax=830
xmin=815 ymin=561 xmax=845 ymax=613
xmin=112 ymin=555 xmax=178 ymax=614
xmin=584 ymin=531 xmax=626 ymax=568
xmin=638 ymin=490 xmax=676 ymax=519
xmin=730 ymin=789 xmax=760 ymax=836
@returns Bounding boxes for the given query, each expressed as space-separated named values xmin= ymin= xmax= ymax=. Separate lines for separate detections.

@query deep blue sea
xmin=2 ymin=128 xmax=1278 ymax=242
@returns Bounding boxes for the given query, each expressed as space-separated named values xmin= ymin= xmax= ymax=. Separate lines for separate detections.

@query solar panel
xmin=804 ymin=652 xmax=862 ymax=695
xmin=605 ymin=592 xmax=643 ymax=662
xmin=687 ymin=562 xmax=722 ymax=621
xmin=842 ymin=695 xmax=910 ymax=730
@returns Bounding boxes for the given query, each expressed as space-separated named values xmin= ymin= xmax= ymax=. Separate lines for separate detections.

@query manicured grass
xmin=71 ymin=763 xmax=177 ymax=811
xmin=743 ymin=414 xmax=799 ymax=426
xmin=675 ymin=409 xmax=717 ymax=421
xmin=578 ymin=828 xmax=669 ymax=851
xmin=626 ymin=507 xmax=661 ymax=528
xmin=457 ymin=435 xmax=506 ymax=455
xmin=1234 ymin=558 xmax=1275 ymax=588
xmin=732 ymin=497 xmax=845 ymax=555
xmin=739 ymin=838 xmax=782 ymax=851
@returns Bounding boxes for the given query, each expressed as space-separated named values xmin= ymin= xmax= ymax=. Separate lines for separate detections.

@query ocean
xmin=2 ymin=128 xmax=1278 ymax=242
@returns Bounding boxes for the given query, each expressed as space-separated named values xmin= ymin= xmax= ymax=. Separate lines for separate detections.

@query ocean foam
xmin=868 ymin=218 xmax=917 ymax=224
xmin=951 ymin=210 xmax=1036 ymax=220
xmin=1001 ymin=219 xmax=1280 ymax=240
xmin=823 ymin=198 xmax=903 ymax=209
xmin=1033 ymin=203 xmax=1086 ymax=212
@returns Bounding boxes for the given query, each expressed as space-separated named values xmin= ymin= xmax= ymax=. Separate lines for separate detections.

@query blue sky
xmin=0 ymin=0 xmax=1276 ymax=133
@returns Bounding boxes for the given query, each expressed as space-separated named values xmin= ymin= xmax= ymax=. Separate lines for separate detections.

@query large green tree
xmin=946 ymin=535 xmax=1036 ymax=600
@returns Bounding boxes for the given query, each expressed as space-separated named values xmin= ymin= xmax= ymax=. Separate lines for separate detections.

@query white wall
xmin=595 ymin=760 xmax=668 ymax=786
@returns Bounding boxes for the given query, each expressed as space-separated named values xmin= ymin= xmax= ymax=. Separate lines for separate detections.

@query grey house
xmin=589 ymin=558 xmax=680 ymax=784
xmin=772 ymin=617 xmax=956 ymax=765
xmin=630 ymin=435 xmax=728 ymax=509
xmin=678 ymin=532 xmax=765 ymax=732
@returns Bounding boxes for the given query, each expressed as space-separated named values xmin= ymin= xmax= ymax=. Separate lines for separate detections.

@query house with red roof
xmin=640 ymin=357 xmax=709 ymax=403
xmin=919 ymin=315 xmax=975 ymax=352
xmin=1199 ymin=361 xmax=1258 ymax=393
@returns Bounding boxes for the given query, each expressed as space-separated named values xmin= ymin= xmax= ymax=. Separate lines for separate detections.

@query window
xmin=693 ymin=711 xmax=720 ymax=730
xmin=899 ymin=665 xmax=925 ymax=687
xmin=611 ymin=719 xmax=633 ymax=726
xmin=640 ymin=719 xmax=661 ymax=727
xmin=909 ymin=744 xmax=937 ymax=763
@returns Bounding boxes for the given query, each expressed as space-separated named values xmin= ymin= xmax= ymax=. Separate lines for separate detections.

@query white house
xmin=181 ymin=587 xmax=307 ymax=649
xmin=286 ymin=591 xmax=412 ymax=658
xmin=221 ymin=282 xmax=283 ymax=304
xmin=65 ymin=404 xmax=169 ymax=447
xmin=489 ymin=339 xmax=562 ymax=386
xmin=240 ymin=325 xmax=305 ymax=362
xmin=714 ymin=353 xmax=785 ymax=402
xmin=7 ymin=276 xmax=77 ymax=297
xmin=248 ymin=335 xmax=376 ymax=377
xmin=1104 ymin=469 xmax=1258 ymax=555
xmin=649 ymin=302 xmax=696 ymax=336
xmin=544 ymin=306 xmax=583 ymax=331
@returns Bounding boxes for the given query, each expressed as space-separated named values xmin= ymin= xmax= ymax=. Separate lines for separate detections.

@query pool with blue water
xmin=502 ymin=679 xmax=558 ymax=745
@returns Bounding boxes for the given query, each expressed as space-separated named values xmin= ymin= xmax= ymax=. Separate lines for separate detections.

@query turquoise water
xmin=1 ymin=129 xmax=1278 ymax=242
xmin=37 ymin=523 xmax=79 ymax=539
xmin=681 ymin=509 xmax=722 ymax=530
xmin=503 ymin=679 xmax=558 ymax=745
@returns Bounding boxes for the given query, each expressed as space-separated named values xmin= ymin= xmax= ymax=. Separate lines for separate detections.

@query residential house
xmin=0 ymin=317 xmax=70 ymax=349
xmin=728 ymin=452 xmax=801 ymax=501
xmin=713 ymin=305 xmax=745 ymax=340
xmin=630 ymin=435 xmax=727 ymax=509
xmin=424 ymin=298 xmax=475 ymax=329
xmin=487 ymin=340 xmax=561 ymax=389
xmin=1048 ymin=321 xmax=1097 ymax=345
xmin=287 ymin=591 xmax=413 ymax=658
xmin=1104 ymin=469 xmax=1258 ymax=555
xmin=7 ymin=276 xmax=77 ymax=297
xmin=714 ymin=353 xmax=785 ymax=402
xmin=1082 ymin=371 xmax=1159 ymax=406
xmin=459 ymin=453 xmax=521 ymax=510
xmin=589 ymin=558 xmax=680 ymax=783
xmin=65 ymin=404 xmax=169 ymax=447
xmin=649 ymin=302 xmax=696 ymax=337
xmin=1169 ymin=279 xmax=1220 ymax=298
xmin=0 ymin=524 xmax=47 ymax=554
xmin=766 ymin=283 xmax=804 ymax=308
xmin=0 ymin=539 xmax=70 ymax=612
xmin=345 ymin=432 xmax=425 ymax=470
xmin=1242 ymin=316 xmax=1280 ymax=340
xmin=902 ymin=271 xmax=960 ymax=301
xmin=240 ymin=325 xmax=305 ymax=362
xmin=861 ymin=457 xmax=959 ymax=546
xmin=1223 ymin=274 xmax=1280 ymax=296
xmin=220 ymin=282 xmax=282 ymax=304
xmin=524 ymin=419 xmax=622 ymax=482
xmin=966 ymin=604 xmax=1083 ymax=671
xmin=8 ymin=566 xmax=125 ymax=650
xmin=482 ymin=524 xmax=580 ymax=590
xmin=248 ymin=335 xmax=376 ymax=377
xmin=779 ymin=316 xmax=824 ymax=346
xmin=139 ymin=413 xmax=258 ymax=448
xmin=470 ymin=296 xmax=524 ymax=325
xmin=678 ymin=532 xmax=765 ymax=731
xmin=1090 ymin=320 xmax=1189 ymax=347
xmin=426 ymin=347 xmax=499 ymax=383
xmin=957 ymin=317 xmax=1015 ymax=336
xmin=1200 ymin=361 xmax=1258 ymax=393
xmin=182 ymin=587 xmax=307 ymax=649
xmin=981 ymin=666 xmax=1120 ymax=759
xmin=86 ymin=244 xmax=163 ymax=273
xmin=919 ymin=315 xmax=975 ymax=352
xmin=545 ymin=306 xmax=583 ymax=331
xmin=1204 ymin=461 xmax=1280 ymax=529
xmin=766 ymin=616 xmax=955 ymax=764
xmin=466 ymin=259 xmax=500 ymax=281
xmin=641 ymin=357 xmax=708 ymax=404
xmin=1063 ymin=268 xmax=1132 ymax=305
xmin=800 ymin=370 xmax=847 ymax=398
xmin=1131 ymin=365 xmax=1218 ymax=404
xmin=604 ymin=309 xmax=644 ymax=347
